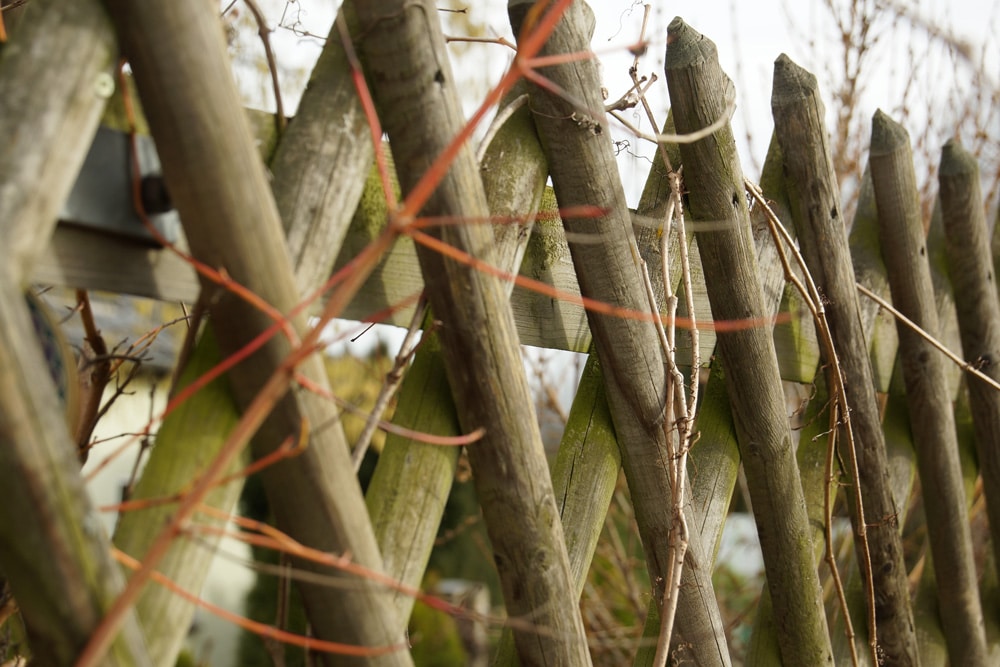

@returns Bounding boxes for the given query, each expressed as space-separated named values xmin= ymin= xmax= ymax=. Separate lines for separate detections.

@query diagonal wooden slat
xmin=771 ymin=54 xmax=918 ymax=665
xmin=365 ymin=83 xmax=549 ymax=626
xmin=509 ymin=2 xmax=731 ymax=664
xmin=101 ymin=1 xmax=412 ymax=664
xmin=349 ymin=1 xmax=592 ymax=663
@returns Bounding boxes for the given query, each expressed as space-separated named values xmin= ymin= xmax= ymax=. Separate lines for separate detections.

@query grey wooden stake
xmin=110 ymin=9 xmax=382 ymax=665
xmin=939 ymin=139 xmax=1000 ymax=589
xmin=104 ymin=1 xmax=413 ymax=664
xmin=509 ymin=2 xmax=731 ymax=664
xmin=771 ymin=54 xmax=917 ymax=666
xmin=350 ymin=1 xmax=592 ymax=663
xmin=665 ymin=18 xmax=833 ymax=666
xmin=0 ymin=1 xmax=151 ymax=664
xmin=366 ymin=84 xmax=549 ymax=626
xmin=870 ymin=109 xmax=988 ymax=665
xmin=270 ymin=7 xmax=374 ymax=297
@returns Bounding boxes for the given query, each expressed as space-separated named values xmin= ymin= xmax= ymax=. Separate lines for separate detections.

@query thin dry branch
xmin=74 ymin=290 xmax=112 ymax=462
xmin=242 ymin=0 xmax=285 ymax=134
xmin=113 ymin=550 xmax=404 ymax=659
xmin=622 ymin=16 xmax=703 ymax=651
xmin=746 ymin=180 xmax=869 ymax=666
xmin=869 ymin=108 xmax=988 ymax=664
xmin=649 ymin=169 xmax=698 ymax=667
xmin=350 ymin=296 xmax=428 ymax=471
xmin=665 ymin=17 xmax=833 ymax=665
xmin=512 ymin=4 xmax=731 ymax=663
xmin=856 ymin=284 xmax=1000 ymax=393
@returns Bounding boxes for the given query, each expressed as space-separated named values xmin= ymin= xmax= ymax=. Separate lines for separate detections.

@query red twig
xmin=75 ymin=338 xmax=307 ymax=667
xmin=393 ymin=0 xmax=575 ymax=223
xmin=116 ymin=63 xmax=299 ymax=348
xmin=113 ymin=549 xmax=404 ymax=657
xmin=406 ymin=227 xmax=787 ymax=333
xmin=192 ymin=507 xmax=570 ymax=640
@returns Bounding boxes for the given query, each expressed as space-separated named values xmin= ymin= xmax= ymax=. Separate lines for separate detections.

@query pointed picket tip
xmin=665 ymin=16 xmax=717 ymax=69
xmin=871 ymin=108 xmax=911 ymax=156
xmin=771 ymin=53 xmax=820 ymax=108
xmin=939 ymin=137 xmax=978 ymax=179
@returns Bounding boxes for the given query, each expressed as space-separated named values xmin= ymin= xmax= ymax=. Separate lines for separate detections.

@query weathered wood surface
xmin=492 ymin=341 xmax=621 ymax=666
xmin=498 ymin=122 xmax=686 ymax=667
xmin=925 ymin=195 xmax=1000 ymax=661
xmin=111 ymin=328 xmax=244 ymax=666
xmin=835 ymin=167 xmax=985 ymax=667
xmin=510 ymin=3 xmax=731 ymax=664
xmin=870 ymin=109 xmax=988 ymax=665
xmin=107 ymin=10 xmax=381 ymax=664
xmin=350 ymin=1 xmax=592 ymax=663
xmin=771 ymin=54 xmax=917 ymax=665
xmin=364 ymin=327 xmax=462 ymax=619
xmin=820 ymin=135 xmax=996 ymax=667
xmin=39 ymin=129 xmax=824 ymax=380
xmin=660 ymin=136 xmax=816 ymax=664
xmin=271 ymin=7 xmax=373 ymax=297
xmin=665 ymin=18 xmax=833 ymax=667
xmin=366 ymin=84 xmax=548 ymax=626
xmin=104 ymin=1 xmax=412 ymax=664
xmin=939 ymin=139 xmax=1000 ymax=566
xmin=692 ymin=133 xmax=804 ymax=563
xmin=634 ymin=138 xmax=744 ymax=666
xmin=828 ymin=187 xmax=946 ymax=663
xmin=0 ymin=2 xmax=115 ymax=279
xmin=34 ymin=224 xmax=200 ymax=302
xmin=890 ymin=198 xmax=995 ymax=663
xmin=745 ymin=135 xmax=838 ymax=665
xmin=850 ymin=169 xmax=901 ymax=392
xmin=0 ymin=2 xmax=151 ymax=664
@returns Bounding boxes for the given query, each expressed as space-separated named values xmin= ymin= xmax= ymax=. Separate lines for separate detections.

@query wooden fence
xmin=0 ymin=1 xmax=998 ymax=666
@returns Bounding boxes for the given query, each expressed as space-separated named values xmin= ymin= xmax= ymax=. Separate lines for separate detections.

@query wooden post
xmin=112 ymin=328 xmax=243 ymax=666
xmin=366 ymin=84 xmax=549 ymax=625
xmin=496 ymin=130 xmax=683 ymax=667
xmin=691 ymin=132 xmax=807 ymax=561
xmin=103 ymin=1 xmax=412 ymax=664
xmin=771 ymin=54 xmax=918 ymax=665
xmin=746 ymin=136 xmax=840 ymax=665
xmin=109 ymin=10 xmax=391 ymax=665
xmin=870 ymin=109 xmax=988 ymax=664
xmin=939 ymin=139 xmax=1000 ymax=587
xmin=665 ymin=18 xmax=833 ymax=666
xmin=509 ymin=2 xmax=731 ymax=663
xmin=350 ymin=1 xmax=592 ymax=663
xmin=271 ymin=8 xmax=374 ymax=297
